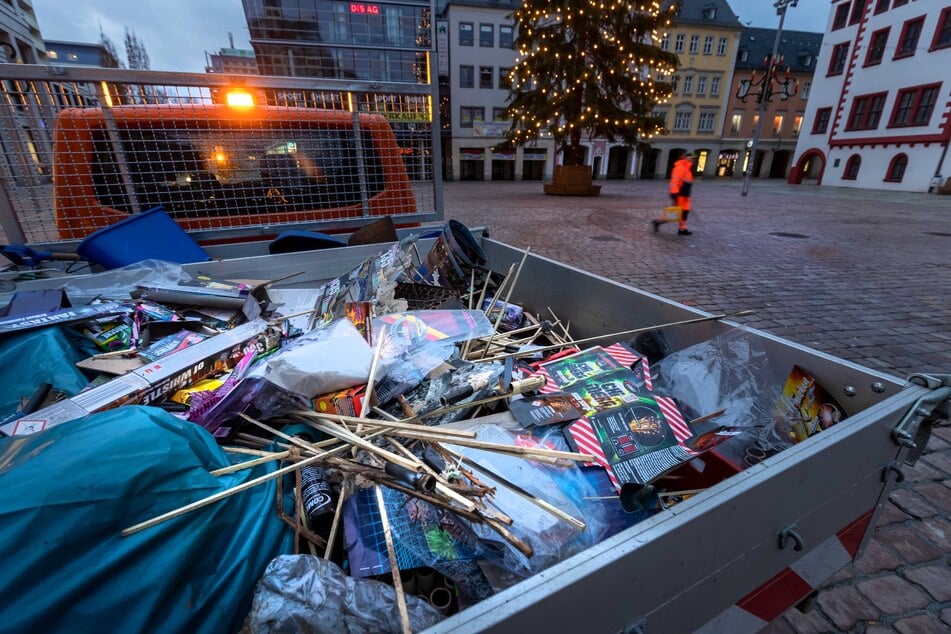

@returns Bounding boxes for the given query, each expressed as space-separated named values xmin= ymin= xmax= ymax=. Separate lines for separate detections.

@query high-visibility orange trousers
xmin=674 ymin=195 xmax=690 ymax=229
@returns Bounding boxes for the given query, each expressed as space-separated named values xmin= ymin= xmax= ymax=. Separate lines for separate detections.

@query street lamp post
xmin=740 ymin=0 xmax=799 ymax=197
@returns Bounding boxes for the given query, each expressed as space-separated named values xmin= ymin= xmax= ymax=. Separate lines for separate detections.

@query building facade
xmin=790 ymin=0 xmax=951 ymax=192
xmin=205 ymin=34 xmax=258 ymax=74
xmin=439 ymin=0 xmax=556 ymax=181
xmin=643 ymin=0 xmax=743 ymax=179
xmin=0 ymin=0 xmax=50 ymax=184
xmin=0 ymin=0 xmax=44 ymax=64
xmin=441 ymin=0 xmax=709 ymax=182
xmin=719 ymin=27 xmax=821 ymax=180
xmin=42 ymin=40 xmax=104 ymax=108
xmin=242 ymin=0 xmax=431 ymax=82
xmin=43 ymin=40 xmax=103 ymax=67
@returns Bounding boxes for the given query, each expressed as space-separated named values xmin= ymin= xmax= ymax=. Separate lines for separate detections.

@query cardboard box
xmin=2 ymin=320 xmax=275 ymax=436
xmin=312 ymin=385 xmax=366 ymax=417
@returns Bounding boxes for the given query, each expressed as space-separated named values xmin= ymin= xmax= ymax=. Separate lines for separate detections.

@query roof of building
xmin=669 ymin=0 xmax=742 ymax=28
xmin=43 ymin=40 xmax=103 ymax=50
xmin=210 ymin=48 xmax=256 ymax=58
xmin=439 ymin=0 xmax=519 ymax=16
xmin=735 ymin=27 xmax=824 ymax=73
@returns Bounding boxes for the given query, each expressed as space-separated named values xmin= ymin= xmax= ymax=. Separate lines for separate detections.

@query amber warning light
xmin=226 ymin=89 xmax=254 ymax=108
xmin=350 ymin=3 xmax=380 ymax=13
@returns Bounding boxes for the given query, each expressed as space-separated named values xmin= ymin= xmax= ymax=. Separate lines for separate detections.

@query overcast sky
xmin=32 ymin=0 xmax=828 ymax=73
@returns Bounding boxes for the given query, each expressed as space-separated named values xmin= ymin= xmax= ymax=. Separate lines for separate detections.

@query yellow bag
xmin=662 ymin=205 xmax=682 ymax=221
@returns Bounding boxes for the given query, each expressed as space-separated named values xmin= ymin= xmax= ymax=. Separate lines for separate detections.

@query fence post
xmin=97 ymin=80 xmax=143 ymax=215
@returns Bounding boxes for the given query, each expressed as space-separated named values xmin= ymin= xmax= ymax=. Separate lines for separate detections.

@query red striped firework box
xmin=567 ymin=395 xmax=693 ymax=492
xmin=531 ymin=342 xmax=652 ymax=395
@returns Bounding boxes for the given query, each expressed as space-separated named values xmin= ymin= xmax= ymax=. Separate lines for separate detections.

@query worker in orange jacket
xmin=653 ymin=151 xmax=696 ymax=236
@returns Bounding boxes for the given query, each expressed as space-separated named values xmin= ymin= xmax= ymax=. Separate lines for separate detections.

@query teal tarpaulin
xmin=0 ymin=326 xmax=89 ymax=416
xmin=0 ymin=406 xmax=292 ymax=633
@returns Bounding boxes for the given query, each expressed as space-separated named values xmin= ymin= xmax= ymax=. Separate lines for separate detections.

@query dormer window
xmin=739 ymin=47 xmax=749 ymax=62
xmin=703 ymin=4 xmax=717 ymax=20
xmin=798 ymin=52 xmax=812 ymax=67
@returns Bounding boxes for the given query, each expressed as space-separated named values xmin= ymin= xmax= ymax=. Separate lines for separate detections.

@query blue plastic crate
xmin=77 ymin=207 xmax=210 ymax=269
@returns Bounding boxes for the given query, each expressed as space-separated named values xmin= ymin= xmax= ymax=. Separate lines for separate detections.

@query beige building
xmin=643 ymin=0 xmax=743 ymax=179
xmin=719 ymin=27 xmax=822 ymax=180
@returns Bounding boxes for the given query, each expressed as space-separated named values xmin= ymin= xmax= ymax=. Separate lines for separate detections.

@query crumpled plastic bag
xmin=649 ymin=329 xmax=780 ymax=429
xmin=249 ymin=319 xmax=374 ymax=399
xmin=649 ymin=329 xmax=789 ymax=468
xmin=59 ymin=259 xmax=193 ymax=302
xmin=241 ymin=555 xmax=443 ymax=634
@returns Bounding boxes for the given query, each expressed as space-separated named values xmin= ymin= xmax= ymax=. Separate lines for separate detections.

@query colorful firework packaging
xmin=582 ymin=397 xmax=695 ymax=488
xmin=563 ymin=369 xmax=647 ymax=417
xmin=532 ymin=343 xmax=652 ymax=395
xmin=509 ymin=393 xmax=585 ymax=428
xmin=775 ymin=365 xmax=847 ymax=444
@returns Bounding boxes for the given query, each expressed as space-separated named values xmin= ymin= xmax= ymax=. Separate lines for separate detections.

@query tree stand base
xmin=544 ymin=165 xmax=601 ymax=196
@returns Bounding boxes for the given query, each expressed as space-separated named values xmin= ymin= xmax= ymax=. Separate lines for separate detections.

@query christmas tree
xmin=503 ymin=1 xmax=681 ymax=166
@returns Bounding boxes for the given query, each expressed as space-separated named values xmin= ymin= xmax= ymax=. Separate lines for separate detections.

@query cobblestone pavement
xmin=445 ymin=178 xmax=951 ymax=633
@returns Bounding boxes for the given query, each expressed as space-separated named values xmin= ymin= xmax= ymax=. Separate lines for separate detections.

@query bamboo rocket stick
xmin=480 ymin=249 xmax=531 ymax=359
xmin=306 ymin=419 xmax=423 ymax=473
xmin=291 ymin=410 xmax=477 ymax=438
xmin=375 ymin=485 xmax=412 ymax=634
xmin=463 ymin=262 xmax=516 ymax=359
xmin=442 ymin=446 xmax=587 ymax=531
xmin=359 ymin=326 xmax=387 ymax=419
xmin=121 ymin=449 xmax=332 ymax=536
xmin=123 ymin=420 xmax=389 ymax=536
xmin=210 ymin=450 xmax=293 ymax=477
xmin=392 ymin=431 xmax=595 ymax=463
xmin=323 ymin=479 xmax=349 ymax=560
xmin=476 ymin=310 xmax=754 ymax=363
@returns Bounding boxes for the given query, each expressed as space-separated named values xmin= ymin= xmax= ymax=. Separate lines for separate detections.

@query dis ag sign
xmin=350 ymin=3 xmax=380 ymax=14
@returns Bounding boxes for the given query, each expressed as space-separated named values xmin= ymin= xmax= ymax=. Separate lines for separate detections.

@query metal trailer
xmin=85 ymin=233 xmax=944 ymax=634
xmin=0 ymin=45 xmax=946 ymax=634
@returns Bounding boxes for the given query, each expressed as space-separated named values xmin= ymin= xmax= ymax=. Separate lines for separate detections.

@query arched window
xmin=885 ymin=153 xmax=908 ymax=182
xmin=843 ymin=154 xmax=861 ymax=180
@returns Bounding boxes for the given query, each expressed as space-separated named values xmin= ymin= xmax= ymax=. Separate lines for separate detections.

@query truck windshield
xmin=91 ymin=124 xmax=385 ymax=217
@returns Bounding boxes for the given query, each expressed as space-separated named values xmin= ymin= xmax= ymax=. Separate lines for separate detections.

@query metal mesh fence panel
xmin=0 ymin=65 xmax=440 ymax=246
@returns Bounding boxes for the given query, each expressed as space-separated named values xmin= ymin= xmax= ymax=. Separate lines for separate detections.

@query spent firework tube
xmin=300 ymin=465 xmax=334 ymax=522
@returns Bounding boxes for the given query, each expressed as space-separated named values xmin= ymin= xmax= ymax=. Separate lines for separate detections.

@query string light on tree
xmin=499 ymin=0 xmax=680 ymax=167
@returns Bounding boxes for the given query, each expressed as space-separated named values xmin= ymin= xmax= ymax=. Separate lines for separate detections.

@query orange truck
xmin=52 ymin=101 xmax=417 ymax=240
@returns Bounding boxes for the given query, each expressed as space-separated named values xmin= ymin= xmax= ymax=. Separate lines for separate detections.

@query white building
xmin=439 ymin=0 xmax=555 ymax=181
xmin=438 ymin=0 xmax=660 ymax=181
xmin=790 ymin=0 xmax=951 ymax=192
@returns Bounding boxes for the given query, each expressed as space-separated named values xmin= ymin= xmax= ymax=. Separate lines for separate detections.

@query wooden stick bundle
xmin=392 ymin=430 xmax=595 ymax=463
xmin=476 ymin=310 xmax=754 ymax=363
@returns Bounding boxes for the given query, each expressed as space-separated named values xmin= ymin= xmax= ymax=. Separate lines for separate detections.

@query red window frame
xmin=892 ymin=0 xmax=908 ymax=6
xmin=888 ymin=82 xmax=942 ymax=128
xmin=864 ymin=28 xmax=890 ymax=65
xmin=894 ymin=16 xmax=925 ymax=59
xmin=874 ymin=0 xmax=889 ymax=15
xmin=849 ymin=0 xmax=867 ymax=25
xmin=812 ymin=107 xmax=832 ymax=134
xmin=845 ymin=92 xmax=888 ymax=130
xmin=884 ymin=153 xmax=908 ymax=182
xmin=843 ymin=154 xmax=861 ymax=180
xmin=930 ymin=7 xmax=951 ymax=51
xmin=828 ymin=42 xmax=850 ymax=75
xmin=832 ymin=3 xmax=850 ymax=30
